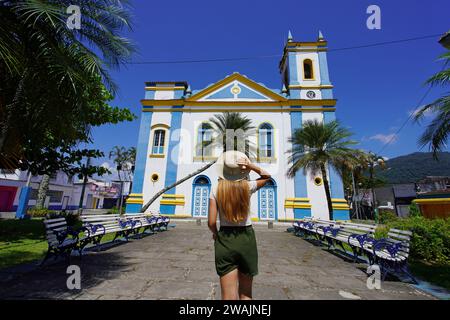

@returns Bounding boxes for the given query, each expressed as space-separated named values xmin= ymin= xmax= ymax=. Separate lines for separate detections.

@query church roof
xmin=186 ymin=72 xmax=287 ymax=102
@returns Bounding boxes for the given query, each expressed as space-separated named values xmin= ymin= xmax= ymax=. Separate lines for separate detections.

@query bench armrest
xmin=53 ymin=227 xmax=79 ymax=244
xmin=86 ymin=223 xmax=106 ymax=236
xmin=119 ymin=219 xmax=130 ymax=229
xmin=127 ymin=219 xmax=142 ymax=229
xmin=73 ymin=226 xmax=91 ymax=238
xmin=373 ymin=239 xmax=403 ymax=258
xmin=326 ymin=226 xmax=341 ymax=237
xmin=348 ymin=233 xmax=369 ymax=247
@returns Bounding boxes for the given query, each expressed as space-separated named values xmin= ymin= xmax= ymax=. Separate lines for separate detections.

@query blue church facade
xmin=126 ymin=32 xmax=350 ymax=221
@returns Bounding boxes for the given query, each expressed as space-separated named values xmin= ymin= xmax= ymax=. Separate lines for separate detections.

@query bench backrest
xmin=81 ymin=214 xmax=122 ymax=232
xmin=385 ymin=228 xmax=412 ymax=258
xmin=44 ymin=217 xmax=68 ymax=247
xmin=333 ymin=221 xmax=377 ymax=240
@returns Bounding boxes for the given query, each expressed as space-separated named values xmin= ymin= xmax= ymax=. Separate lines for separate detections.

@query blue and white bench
xmin=80 ymin=214 xmax=141 ymax=243
xmin=369 ymin=228 xmax=415 ymax=282
xmin=291 ymin=219 xmax=415 ymax=282
xmin=43 ymin=217 xmax=86 ymax=264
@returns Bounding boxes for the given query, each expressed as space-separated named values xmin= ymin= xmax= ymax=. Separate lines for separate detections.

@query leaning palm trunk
xmin=36 ymin=174 xmax=50 ymax=209
xmin=320 ymin=164 xmax=334 ymax=221
xmin=140 ymin=161 xmax=216 ymax=213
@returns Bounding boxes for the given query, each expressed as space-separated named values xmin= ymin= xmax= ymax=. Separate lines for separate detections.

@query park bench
xmin=42 ymin=213 xmax=173 ymax=265
xmin=369 ymin=228 xmax=415 ymax=282
xmin=291 ymin=219 xmax=415 ymax=282
xmin=123 ymin=213 xmax=171 ymax=231
xmin=292 ymin=219 xmax=378 ymax=262
xmin=155 ymin=215 xmax=170 ymax=231
xmin=124 ymin=213 xmax=159 ymax=234
xmin=42 ymin=217 xmax=86 ymax=264
xmin=320 ymin=221 xmax=378 ymax=262
xmin=293 ymin=218 xmax=335 ymax=239
xmin=80 ymin=214 xmax=142 ymax=243
xmin=292 ymin=218 xmax=313 ymax=236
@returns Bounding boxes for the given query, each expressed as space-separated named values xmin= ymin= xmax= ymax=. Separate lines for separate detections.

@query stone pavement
xmin=0 ymin=220 xmax=435 ymax=300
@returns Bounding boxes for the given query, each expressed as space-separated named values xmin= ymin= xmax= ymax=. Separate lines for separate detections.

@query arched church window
xmin=196 ymin=122 xmax=213 ymax=157
xmin=258 ymin=123 xmax=273 ymax=158
xmin=152 ymin=129 xmax=165 ymax=154
xmin=303 ymin=59 xmax=314 ymax=80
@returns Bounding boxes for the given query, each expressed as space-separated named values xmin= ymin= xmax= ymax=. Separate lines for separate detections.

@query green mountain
xmin=376 ymin=152 xmax=450 ymax=184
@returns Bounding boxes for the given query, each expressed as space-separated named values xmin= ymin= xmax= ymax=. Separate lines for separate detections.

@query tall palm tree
xmin=109 ymin=146 xmax=127 ymax=181
xmin=124 ymin=146 xmax=136 ymax=194
xmin=287 ymin=119 xmax=360 ymax=220
xmin=140 ymin=112 xmax=254 ymax=213
xmin=414 ymin=49 xmax=450 ymax=157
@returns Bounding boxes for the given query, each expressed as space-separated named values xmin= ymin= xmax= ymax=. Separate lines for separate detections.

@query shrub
xmin=108 ymin=206 xmax=119 ymax=214
xmin=63 ymin=211 xmax=80 ymax=227
xmin=387 ymin=216 xmax=450 ymax=264
xmin=27 ymin=209 xmax=80 ymax=227
xmin=374 ymin=225 xmax=389 ymax=239
xmin=27 ymin=208 xmax=56 ymax=218
xmin=378 ymin=209 xmax=398 ymax=224
xmin=408 ymin=202 xmax=421 ymax=218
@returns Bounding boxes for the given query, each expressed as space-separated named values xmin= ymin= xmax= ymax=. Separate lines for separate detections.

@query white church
xmin=125 ymin=32 xmax=350 ymax=221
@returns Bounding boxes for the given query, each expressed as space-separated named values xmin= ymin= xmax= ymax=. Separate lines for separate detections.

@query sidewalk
xmin=0 ymin=220 xmax=435 ymax=300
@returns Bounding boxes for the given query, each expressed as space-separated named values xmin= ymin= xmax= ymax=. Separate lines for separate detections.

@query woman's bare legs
xmin=220 ymin=269 xmax=239 ymax=300
xmin=238 ymin=271 xmax=253 ymax=300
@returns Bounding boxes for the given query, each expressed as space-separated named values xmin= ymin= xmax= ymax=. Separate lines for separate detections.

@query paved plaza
xmin=0 ymin=221 xmax=435 ymax=300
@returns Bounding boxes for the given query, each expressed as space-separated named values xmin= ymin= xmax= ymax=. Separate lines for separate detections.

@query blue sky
xmin=91 ymin=0 xmax=450 ymax=173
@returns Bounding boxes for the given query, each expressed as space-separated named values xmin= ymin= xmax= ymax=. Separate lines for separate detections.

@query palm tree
xmin=109 ymin=146 xmax=127 ymax=181
xmin=140 ymin=112 xmax=254 ymax=213
xmin=287 ymin=119 xmax=360 ymax=220
xmin=0 ymin=0 xmax=135 ymax=162
xmin=414 ymin=49 xmax=450 ymax=158
xmin=208 ymin=112 xmax=255 ymax=157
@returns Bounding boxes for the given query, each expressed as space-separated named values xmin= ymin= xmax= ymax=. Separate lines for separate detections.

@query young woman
xmin=208 ymin=150 xmax=271 ymax=300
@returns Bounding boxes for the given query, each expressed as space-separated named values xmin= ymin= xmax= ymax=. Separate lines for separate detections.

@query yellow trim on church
xmin=331 ymin=198 xmax=350 ymax=210
xmin=286 ymin=41 xmax=328 ymax=47
xmin=289 ymin=85 xmax=334 ymax=89
xmin=126 ymin=199 xmax=144 ymax=204
xmin=141 ymin=99 xmax=337 ymax=107
xmin=284 ymin=198 xmax=312 ymax=209
xmin=145 ymin=86 xmax=185 ymax=91
xmin=160 ymin=194 xmax=185 ymax=206
xmin=186 ymin=73 xmax=288 ymax=102
xmin=128 ymin=193 xmax=143 ymax=197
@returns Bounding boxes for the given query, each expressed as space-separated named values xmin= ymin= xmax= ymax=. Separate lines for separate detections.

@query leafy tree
xmin=287 ymin=120 xmax=362 ymax=220
xmin=0 ymin=0 xmax=136 ymax=174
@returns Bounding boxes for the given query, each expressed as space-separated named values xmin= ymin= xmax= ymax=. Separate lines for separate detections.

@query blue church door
xmin=192 ymin=176 xmax=211 ymax=218
xmin=258 ymin=179 xmax=277 ymax=220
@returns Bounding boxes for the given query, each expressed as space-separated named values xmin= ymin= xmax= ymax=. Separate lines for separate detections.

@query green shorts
xmin=214 ymin=225 xmax=258 ymax=277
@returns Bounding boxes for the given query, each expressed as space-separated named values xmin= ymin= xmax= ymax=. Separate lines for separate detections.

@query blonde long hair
xmin=216 ymin=179 xmax=250 ymax=223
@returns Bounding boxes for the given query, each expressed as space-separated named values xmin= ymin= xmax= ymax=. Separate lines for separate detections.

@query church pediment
xmin=186 ymin=73 xmax=287 ymax=102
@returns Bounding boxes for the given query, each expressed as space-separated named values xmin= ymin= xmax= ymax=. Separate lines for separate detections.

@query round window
xmin=314 ymin=176 xmax=323 ymax=186
xmin=151 ymin=173 xmax=159 ymax=182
